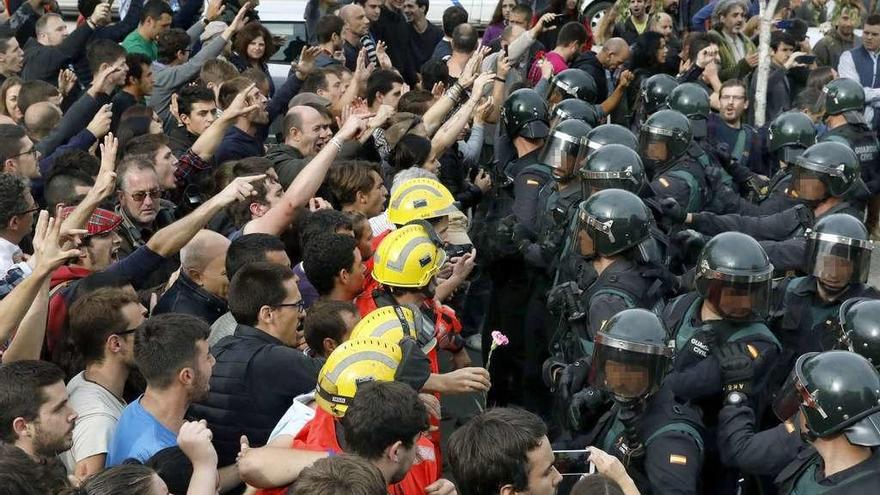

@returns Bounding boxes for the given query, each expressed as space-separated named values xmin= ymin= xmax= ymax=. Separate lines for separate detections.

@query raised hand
xmin=94 ymin=133 xmax=119 ymax=199
xmin=57 ymin=68 xmax=77 ymax=96
xmin=375 ymin=40 xmax=393 ymax=70
xmin=222 ymin=83 xmax=263 ymax=121
xmin=33 ymin=208 xmax=83 ymax=274
xmin=295 ymin=45 xmax=322 ymax=79
xmin=178 ymin=420 xmax=219 ymax=468
xmin=89 ymin=1 xmax=111 ymax=26
xmin=86 ymin=104 xmax=113 ymax=139
xmin=205 ymin=0 xmax=225 ymax=22
xmin=336 ymin=114 xmax=369 ymax=141
xmin=215 ymin=174 xmax=267 ymax=205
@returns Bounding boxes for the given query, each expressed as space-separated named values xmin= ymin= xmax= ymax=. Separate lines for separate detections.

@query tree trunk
xmin=753 ymin=0 xmax=779 ymax=127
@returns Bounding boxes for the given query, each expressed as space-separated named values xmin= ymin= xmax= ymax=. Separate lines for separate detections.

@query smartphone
xmin=553 ymin=450 xmax=595 ymax=477
xmin=774 ymin=19 xmax=795 ymax=29
xmin=794 ymin=54 xmax=816 ymax=65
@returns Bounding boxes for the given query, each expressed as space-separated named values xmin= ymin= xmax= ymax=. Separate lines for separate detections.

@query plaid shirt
xmin=173 ymin=150 xmax=211 ymax=189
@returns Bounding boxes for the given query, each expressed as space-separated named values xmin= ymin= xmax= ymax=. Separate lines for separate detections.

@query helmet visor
xmin=639 ymin=132 xmax=670 ymax=165
xmin=547 ymin=83 xmax=569 ymax=108
xmin=580 ymin=166 xmax=642 ymax=195
xmin=539 ymin=131 xmax=589 ymax=180
xmin=690 ymin=117 xmax=707 ymax=139
xmin=773 ymin=356 xmax=828 ymax=422
xmin=696 ymin=276 xmax=772 ymax=321
xmin=806 ymin=233 xmax=872 ymax=286
xmin=570 ymin=209 xmax=596 ymax=258
xmin=589 ymin=333 xmax=672 ymax=399
xmin=790 ymin=166 xmax=829 ymax=201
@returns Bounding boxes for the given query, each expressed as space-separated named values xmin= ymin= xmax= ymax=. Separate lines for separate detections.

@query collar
xmin=233 ymin=323 xmax=285 ymax=346
xmin=791 ymin=275 xmax=866 ymax=301
xmin=0 ymin=236 xmax=21 ymax=259
xmin=177 ymin=272 xmax=227 ymax=310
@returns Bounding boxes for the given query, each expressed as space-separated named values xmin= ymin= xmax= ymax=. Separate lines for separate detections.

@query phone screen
xmin=553 ymin=450 xmax=594 ymax=476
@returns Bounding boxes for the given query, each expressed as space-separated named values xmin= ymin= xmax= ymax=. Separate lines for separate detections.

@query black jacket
xmin=265 ymin=144 xmax=308 ymax=188
xmin=570 ymin=50 xmax=609 ymax=101
xmin=152 ymin=272 xmax=227 ymax=325
xmin=22 ymin=22 xmax=94 ymax=84
xmin=189 ymin=324 xmax=322 ymax=466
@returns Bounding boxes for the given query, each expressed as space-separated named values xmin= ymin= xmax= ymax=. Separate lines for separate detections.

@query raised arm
xmin=430 ymin=72 xmax=493 ymax=159
xmin=60 ymin=133 xmax=118 ymax=234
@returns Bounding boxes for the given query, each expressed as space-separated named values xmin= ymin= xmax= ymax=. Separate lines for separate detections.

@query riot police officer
xmin=574 ymin=309 xmax=704 ymax=494
xmin=550 ymin=98 xmax=602 ymax=128
xmin=579 ymin=143 xmax=645 ymax=197
xmin=838 ymin=298 xmax=880 ymax=367
xmin=545 ymin=68 xmax=599 ymax=106
xmin=585 ymin=123 xmax=639 ymax=153
xmin=639 ymin=109 xmax=709 ymax=214
xmin=630 ymin=73 xmax=678 ymax=132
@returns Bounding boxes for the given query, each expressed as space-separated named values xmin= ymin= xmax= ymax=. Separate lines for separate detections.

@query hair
xmin=630 ymin=31 xmax=666 ymax=70
xmin=795 ymin=87 xmax=824 ymax=115
xmin=69 ymin=288 xmax=140 ymax=366
xmin=117 ymin=105 xmax=158 ymax=151
xmin=24 ymin=102 xmax=61 ymax=140
xmin=145 ymin=447 xmax=193 ymax=495
xmin=226 ymin=233 xmax=287 ymax=278
xmin=366 ymin=69 xmax=405 ymax=106
xmin=0 ymin=173 xmax=29 ymax=230
xmin=452 ymin=24 xmax=479 ymax=53
xmin=719 ymin=78 xmax=748 ymax=98
xmin=77 ymin=0 xmax=103 ymax=16
xmin=398 ymin=90 xmax=434 ymax=115
xmin=77 ymin=464 xmax=160 ymax=495
xmin=16 ymin=80 xmax=60 ymax=115
xmin=51 ymin=147 xmax=100 ymax=177
xmin=419 ymin=59 xmax=449 ymax=93
xmin=0 ymin=123 xmax=26 ymax=163
xmin=232 ymin=22 xmax=275 ymax=64
xmin=511 ymin=4 xmax=532 ymax=20
xmin=807 ymin=67 xmax=837 ymax=90
xmin=571 ymin=474 xmax=626 ymax=495
xmin=316 ymin=14 xmax=345 ymax=43
xmin=448 ymin=407 xmax=548 ymax=495
xmin=134 ymin=314 xmax=210 ymax=389
xmin=116 ymin=155 xmax=157 ymax=192
xmin=390 ymin=134 xmax=431 ymax=176
xmin=0 ymin=360 xmax=65 ymax=443
xmin=326 ymin=161 xmax=382 ymax=207
xmin=0 ymin=442 xmax=70 ymax=495
xmin=44 ymin=164 xmax=95 ymax=211
xmin=685 ymin=32 xmax=714 ymax=64
xmin=490 ymin=0 xmax=511 ymax=25
xmin=711 ymin=0 xmax=750 ymax=27
xmin=303 ymin=300 xmax=358 ymax=356
xmin=177 ymin=85 xmax=215 ymax=115
xmin=293 ymin=454 xmax=386 ymax=495
xmin=297 ymin=208 xmax=354 ymax=248
xmin=124 ymin=53 xmax=153 ymax=87
xmin=556 ymin=21 xmax=588 ymax=48
xmin=302 ymin=69 xmax=332 ymax=94
xmin=200 ymin=59 xmax=239 ymax=88
xmin=218 ymin=76 xmax=254 ymax=110
xmin=228 ymin=262 xmax=296 ymax=326
xmin=303 ymin=233 xmax=359 ymax=296
xmin=241 ymin=67 xmax=270 ymax=88
xmin=0 ymin=76 xmax=22 ymax=118
xmin=123 ymin=132 xmax=167 ymax=161
xmin=35 ymin=13 xmax=63 ymax=36
xmin=86 ymin=38 xmax=126 ymax=76
xmin=867 ymin=13 xmax=880 ymax=25
xmin=770 ymin=30 xmax=796 ymax=51
xmin=141 ymin=0 xmax=173 ymax=24
xmin=341 ymin=381 xmax=429 ymax=459
xmin=156 ymin=28 xmax=191 ymax=64
xmin=226 ymin=157 xmax=276 ymax=227
xmin=441 ymin=6 xmax=469 ymax=36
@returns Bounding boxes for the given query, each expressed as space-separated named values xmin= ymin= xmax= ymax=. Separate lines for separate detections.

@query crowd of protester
xmin=2 ymin=0 xmax=880 ymax=493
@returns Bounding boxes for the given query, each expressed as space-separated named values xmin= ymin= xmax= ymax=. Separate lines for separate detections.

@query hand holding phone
xmin=553 ymin=449 xmax=595 ymax=477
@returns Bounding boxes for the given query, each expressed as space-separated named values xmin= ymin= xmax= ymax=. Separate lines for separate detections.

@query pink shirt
xmin=528 ymin=51 xmax=569 ymax=86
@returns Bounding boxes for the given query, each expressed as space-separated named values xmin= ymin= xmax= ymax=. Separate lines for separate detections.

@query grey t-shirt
xmin=61 ymin=372 xmax=126 ymax=473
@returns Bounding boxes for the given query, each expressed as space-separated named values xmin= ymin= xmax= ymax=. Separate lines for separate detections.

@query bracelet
xmin=328 ymin=137 xmax=343 ymax=152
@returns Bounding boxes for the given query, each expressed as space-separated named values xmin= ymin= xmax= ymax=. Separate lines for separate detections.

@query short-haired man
xmin=301 ymin=69 xmax=345 ymax=105
xmin=23 ymin=9 xmax=106 ymax=84
xmin=303 ymin=233 xmax=366 ymax=305
xmin=814 ymin=2 xmax=861 ymax=70
xmin=106 ymin=313 xmax=214 ymax=465
xmin=0 ymin=173 xmax=37 ymax=282
xmin=153 ymin=230 xmax=231 ymax=324
xmin=709 ymin=79 xmax=761 ymax=173
xmin=430 ymin=5 xmax=467 ymax=60
xmin=121 ymin=0 xmax=174 ymax=61
xmin=448 ymin=407 xmax=562 ymax=495
xmin=168 ymin=85 xmax=216 ymax=157
xmin=326 ymin=160 xmax=388 ymax=217
xmin=366 ymin=69 xmax=404 ymax=113
xmin=190 ymin=262 xmax=321 ymax=467
xmin=61 ymin=288 xmax=145 ymax=479
xmin=0 ymin=360 xmax=78 ymax=461
xmin=122 ymin=134 xmax=179 ymax=191
xmin=0 ymin=31 xmax=24 ymax=83
xmin=601 ymin=0 xmax=649 ymax=45
xmin=110 ymin=53 xmax=154 ymax=132
xmin=404 ymin=0 xmax=442 ymax=70
xmin=267 ymin=105 xmax=333 ymax=187
xmin=293 ymin=209 xmax=355 ymax=309
xmin=314 ymin=14 xmax=346 ymax=68
xmin=839 ymin=13 xmax=880 ymax=130
xmin=447 ymin=23 xmax=478 ymax=79
xmin=528 ymin=22 xmax=588 ymax=85
xmin=0 ymin=123 xmax=40 ymax=178
xmin=303 ymin=299 xmax=360 ymax=358
xmin=572 ymin=37 xmax=630 ymax=100
xmin=294 ymin=454 xmax=386 ymax=495
xmin=339 ymin=4 xmax=372 ymax=71
xmin=748 ymin=31 xmax=800 ymax=124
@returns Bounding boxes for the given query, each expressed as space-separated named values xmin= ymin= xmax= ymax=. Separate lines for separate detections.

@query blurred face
xmin=863 ymin=23 xmax=880 ymax=52
xmin=719 ymin=85 xmax=748 ymax=124
xmin=354 ymin=223 xmax=374 ymax=259
xmin=346 ymin=6 xmax=371 ymax=36
xmin=837 ymin=10 xmax=856 ymax=37
xmin=4 ymin=83 xmax=21 ymax=120
xmin=389 ymin=0 xmax=404 ymax=10
xmin=118 ymin=301 xmax=146 ymax=366
xmin=153 ymin=145 xmax=178 ymax=190
xmin=291 ymin=108 xmax=331 ymax=155
xmin=646 ymin=141 xmax=668 ymax=162
xmin=11 ymin=190 xmax=37 ymax=235
xmin=364 ymin=0 xmax=382 ymax=22
xmin=340 ymin=70 xmax=353 ymax=93
xmin=248 ymin=89 xmax=270 ymax=125
xmin=189 ymin=340 xmax=215 ymax=402
xmin=656 ymin=37 xmax=669 ymax=64
xmin=199 ymin=252 xmax=230 ymax=299
xmin=0 ymin=37 xmax=23 ymax=74
xmin=772 ymin=41 xmax=795 ymax=66
xmin=380 ymin=82 xmax=404 ymax=110
xmin=604 ymin=360 xmax=650 ymax=397
xmin=605 ymin=44 xmax=630 ymax=70
xmin=364 ymin=170 xmax=388 ymax=217
xmin=815 ymin=254 xmax=855 ymax=290
xmin=28 ymin=382 xmax=77 ymax=458
xmin=501 ymin=0 xmax=515 ymax=20
xmin=264 ymin=168 xmax=284 ymax=207
xmin=106 ymin=56 xmax=129 ymax=88
xmin=321 ymin=73 xmax=344 ymax=102
xmin=342 ymin=247 xmax=366 ymax=296
xmin=136 ymin=63 xmax=155 ymax=95
xmin=84 ymin=230 xmax=123 ymax=270
xmin=522 ymin=437 xmax=563 ymax=495
xmin=274 ymin=278 xmax=306 ymax=346
xmin=717 ymin=286 xmax=753 ymax=319
xmin=721 ymin=6 xmax=746 ymax=35
xmin=630 ymin=0 xmax=646 ymax=18
xmin=182 ymin=100 xmax=217 ymax=136
xmin=247 ymin=36 xmax=266 ymax=61
xmin=576 ymin=228 xmax=595 ymax=257
xmin=389 ymin=435 xmax=419 ymax=484
xmin=39 ymin=16 xmax=68 ymax=46
xmin=402 ymin=1 xmax=420 ymax=22
xmin=792 ymin=169 xmax=828 ymax=201
xmin=145 ymin=13 xmax=173 ymax=40
xmin=119 ymin=168 xmax=162 ymax=224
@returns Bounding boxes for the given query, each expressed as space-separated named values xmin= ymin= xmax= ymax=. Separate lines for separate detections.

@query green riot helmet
xmin=502 ymin=88 xmax=550 ymax=139
xmin=821 ymin=78 xmax=867 ymax=120
xmin=589 ymin=308 xmax=673 ymax=400
xmin=546 ymin=68 xmax=599 ymax=106
xmin=838 ymin=298 xmax=880 ymax=369
xmin=538 ymin=119 xmax=592 ymax=180
xmin=667 ymin=83 xmax=711 ymax=139
xmin=550 ymin=99 xmax=601 ymax=128
xmin=639 ymin=110 xmax=692 ymax=174
xmin=571 ymin=188 xmax=651 ymax=258
xmin=790 ymin=141 xmax=860 ymax=202
xmin=773 ymin=351 xmax=880 ymax=446
xmin=579 ymin=143 xmax=645 ymax=195
xmin=695 ymin=232 xmax=774 ymax=322
xmin=641 ymin=74 xmax=678 ymax=115
xmin=768 ymin=111 xmax=817 ymax=164
xmin=805 ymin=214 xmax=874 ymax=295
xmin=586 ymin=124 xmax=639 ymax=154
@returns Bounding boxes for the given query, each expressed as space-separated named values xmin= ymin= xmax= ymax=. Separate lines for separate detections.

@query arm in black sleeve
xmin=760 ymin=238 xmax=807 ymax=272
xmin=588 ymin=294 xmax=631 ymax=340
xmin=9 ymin=1 xmax=39 ymax=45
xmin=55 ymin=22 xmax=94 ymax=61
xmin=689 ymin=205 xmax=810 ymax=239
xmin=36 ymin=91 xmax=108 ymax=156
xmin=267 ymin=74 xmax=303 ymax=122
xmin=104 ymin=245 xmax=167 ymax=290
xmin=717 ymin=403 xmax=802 ymax=477
xmin=94 ymin=0 xmax=144 ymax=41
xmin=645 ymin=431 xmax=703 ymax=495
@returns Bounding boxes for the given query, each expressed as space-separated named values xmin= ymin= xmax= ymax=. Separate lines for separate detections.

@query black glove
xmin=660 ymin=197 xmax=687 ymax=225
xmin=747 ymin=173 xmax=770 ymax=197
xmin=672 ymin=229 xmax=708 ymax=263
xmin=546 ymin=282 xmax=582 ymax=316
xmin=567 ymin=386 xmax=607 ymax=432
xmin=556 ymin=357 xmax=591 ymax=404
xmin=512 ymin=222 xmax=537 ymax=249
xmin=715 ymin=342 xmax=756 ymax=397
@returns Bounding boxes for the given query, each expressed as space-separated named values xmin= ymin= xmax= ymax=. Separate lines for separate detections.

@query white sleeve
xmin=268 ymin=397 xmax=317 ymax=442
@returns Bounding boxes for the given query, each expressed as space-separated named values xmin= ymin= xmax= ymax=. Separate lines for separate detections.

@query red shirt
xmin=255 ymin=408 xmax=439 ymax=495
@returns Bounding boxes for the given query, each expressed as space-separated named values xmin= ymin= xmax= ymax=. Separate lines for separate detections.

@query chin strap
xmin=614 ymin=397 xmax=647 ymax=467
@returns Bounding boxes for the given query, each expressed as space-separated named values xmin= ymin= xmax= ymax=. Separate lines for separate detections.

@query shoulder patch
xmin=659 ymin=177 xmax=670 ymax=188
xmin=526 ymin=179 xmax=540 ymax=186
xmin=669 ymin=454 xmax=688 ymax=465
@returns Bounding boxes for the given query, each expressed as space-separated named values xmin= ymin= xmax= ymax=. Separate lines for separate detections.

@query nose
xmin=142 ymin=194 xmax=154 ymax=207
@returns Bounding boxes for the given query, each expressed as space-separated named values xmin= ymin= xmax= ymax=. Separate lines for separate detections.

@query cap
xmin=446 ymin=210 xmax=471 ymax=246
xmin=60 ymin=207 xmax=122 ymax=237
xmin=289 ymin=92 xmax=331 ymax=109
xmin=200 ymin=21 xmax=228 ymax=42
xmin=383 ymin=112 xmax=423 ymax=151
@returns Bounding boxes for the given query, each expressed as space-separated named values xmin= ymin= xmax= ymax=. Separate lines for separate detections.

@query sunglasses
xmin=128 ymin=189 xmax=162 ymax=202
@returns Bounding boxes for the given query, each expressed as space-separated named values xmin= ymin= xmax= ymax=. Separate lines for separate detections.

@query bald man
xmin=23 ymin=101 xmax=62 ymax=141
xmin=572 ymin=37 xmax=631 ymax=100
xmin=340 ymin=4 xmax=371 ymax=71
xmin=447 ymin=23 xmax=478 ymax=78
xmin=153 ymin=230 xmax=231 ymax=324
xmin=265 ymin=104 xmax=332 ymax=187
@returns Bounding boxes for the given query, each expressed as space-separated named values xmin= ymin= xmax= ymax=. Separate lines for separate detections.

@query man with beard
xmin=600 ymin=0 xmax=651 ymax=45
xmin=813 ymin=1 xmax=860 ymax=70
xmin=266 ymin=105 xmax=333 ymax=188
xmin=0 ymin=360 xmax=77 ymax=461
xmin=61 ymin=288 xmax=146 ymax=479
xmin=708 ymin=0 xmax=758 ymax=82
xmin=106 ymin=313 xmax=215 ymax=466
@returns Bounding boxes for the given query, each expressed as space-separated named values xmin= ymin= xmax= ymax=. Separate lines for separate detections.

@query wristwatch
xmin=724 ymin=391 xmax=748 ymax=407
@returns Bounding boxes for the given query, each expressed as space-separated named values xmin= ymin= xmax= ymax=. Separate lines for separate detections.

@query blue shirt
xmin=214 ymin=126 xmax=265 ymax=165
xmin=105 ymin=397 xmax=177 ymax=466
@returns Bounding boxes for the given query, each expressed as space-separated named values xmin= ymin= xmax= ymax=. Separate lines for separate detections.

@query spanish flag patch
xmin=669 ymin=454 xmax=688 ymax=465
xmin=526 ymin=179 xmax=540 ymax=186
xmin=659 ymin=177 xmax=670 ymax=188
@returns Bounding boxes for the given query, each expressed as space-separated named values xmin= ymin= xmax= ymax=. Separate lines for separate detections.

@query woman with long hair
xmin=0 ymin=76 xmax=22 ymax=122
xmin=483 ymin=0 xmax=517 ymax=46
xmin=230 ymin=22 xmax=277 ymax=97
xmin=626 ymin=31 xmax=670 ymax=109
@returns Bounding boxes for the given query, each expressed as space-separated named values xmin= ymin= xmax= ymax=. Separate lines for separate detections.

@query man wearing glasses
xmin=114 ymin=157 xmax=176 ymax=260
xmin=0 ymin=173 xmax=39 ymax=299
xmin=0 ymin=123 xmax=40 ymax=180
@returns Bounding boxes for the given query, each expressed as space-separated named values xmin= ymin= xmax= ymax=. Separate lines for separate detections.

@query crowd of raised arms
xmin=3 ymin=0 xmax=880 ymax=493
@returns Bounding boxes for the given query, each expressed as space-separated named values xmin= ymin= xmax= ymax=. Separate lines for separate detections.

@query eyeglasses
xmin=274 ymin=300 xmax=305 ymax=312
xmin=9 ymin=147 xmax=36 ymax=159
xmin=719 ymin=95 xmax=747 ymax=102
xmin=128 ymin=189 xmax=162 ymax=202
xmin=114 ymin=328 xmax=138 ymax=337
xmin=13 ymin=205 xmax=39 ymax=216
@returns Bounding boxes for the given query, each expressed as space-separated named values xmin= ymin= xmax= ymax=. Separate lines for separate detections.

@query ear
xmin=374 ymin=91 xmax=384 ymax=105
xmin=3 ymin=159 xmax=16 ymax=174
xmin=179 ymin=366 xmax=195 ymax=386
xmin=499 ymin=485 xmax=517 ymax=495
xmin=107 ymin=333 xmax=124 ymax=354
xmin=338 ymin=268 xmax=350 ymax=285
xmin=323 ymin=337 xmax=338 ymax=355
xmin=354 ymin=189 xmax=367 ymax=205
xmin=258 ymin=304 xmax=274 ymax=325
xmin=249 ymin=201 xmax=268 ymax=218
xmin=386 ymin=440 xmax=404 ymax=463
xmin=11 ymin=417 xmax=30 ymax=439
xmin=185 ymin=267 xmax=203 ymax=286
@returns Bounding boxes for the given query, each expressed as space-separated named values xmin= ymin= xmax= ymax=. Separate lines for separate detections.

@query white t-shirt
xmin=268 ymin=392 xmax=317 ymax=443
xmin=60 ymin=372 xmax=127 ymax=473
